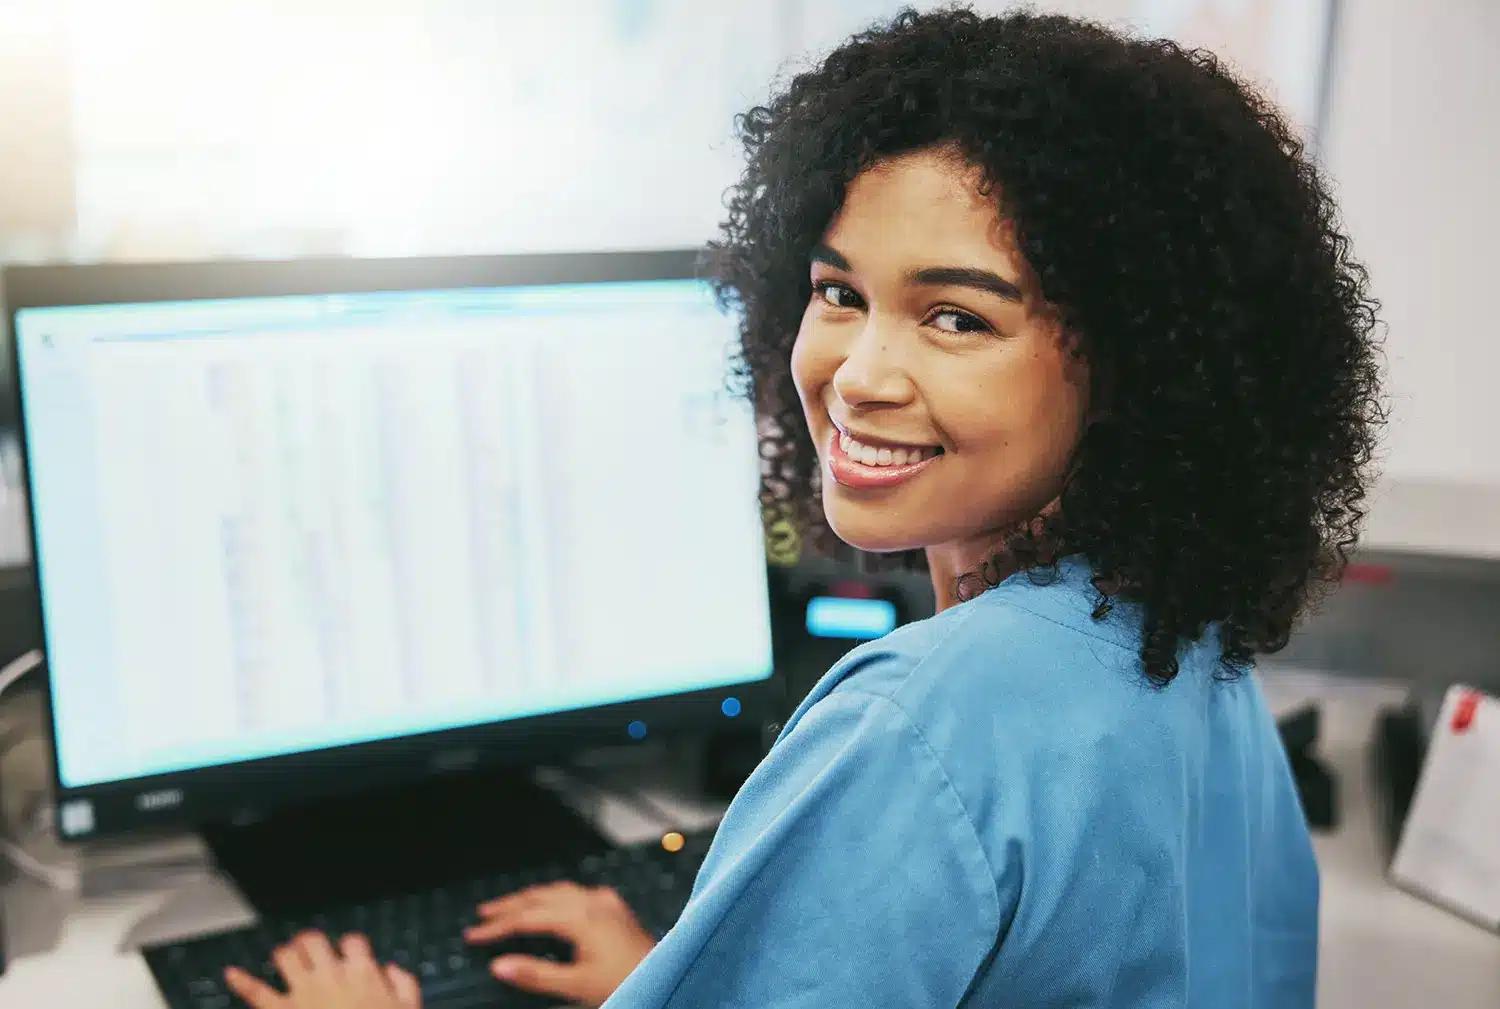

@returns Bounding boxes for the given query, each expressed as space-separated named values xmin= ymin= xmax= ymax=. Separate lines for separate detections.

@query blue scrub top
xmin=606 ymin=557 xmax=1319 ymax=1008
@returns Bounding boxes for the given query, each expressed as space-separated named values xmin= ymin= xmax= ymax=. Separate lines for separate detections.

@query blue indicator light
xmin=806 ymin=596 xmax=898 ymax=640
xmin=627 ymin=720 xmax=648 ymax=740
xmin=721 ymin=696 xmax=742 ymax=717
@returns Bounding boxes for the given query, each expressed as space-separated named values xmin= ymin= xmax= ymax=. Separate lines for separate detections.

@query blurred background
xmin=0 ymin=0 xmax=1335 ymax=269
xmin=0 ymin=1 xmax=1497 ymax=1007
xmin=4 ymin=0 xmax=1494 ymax=693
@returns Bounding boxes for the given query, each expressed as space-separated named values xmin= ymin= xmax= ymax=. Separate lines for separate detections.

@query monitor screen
xmin=13 ymin=273 xmax=773 ymax=792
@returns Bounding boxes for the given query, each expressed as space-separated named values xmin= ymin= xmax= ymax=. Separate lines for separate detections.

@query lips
xmin=826 ymin=428 xmax=942 ymax=490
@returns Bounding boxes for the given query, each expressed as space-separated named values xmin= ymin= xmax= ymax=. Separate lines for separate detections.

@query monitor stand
xmin=200 ymin=766 xmax=612 ymax=916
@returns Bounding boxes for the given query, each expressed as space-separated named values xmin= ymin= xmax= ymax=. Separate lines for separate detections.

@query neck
xmin=925 ymin=537 xmax=1018 ymax=613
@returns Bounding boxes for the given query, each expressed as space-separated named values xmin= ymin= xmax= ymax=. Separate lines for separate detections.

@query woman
xmin=227 ymin=8 xmax=1381 ymax=1008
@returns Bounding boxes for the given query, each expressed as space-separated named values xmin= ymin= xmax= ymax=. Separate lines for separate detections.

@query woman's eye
xmin=814 ymin=282 xmax=863 ymax=310
xmin=929 ymin=309 xmax=990 ymax=335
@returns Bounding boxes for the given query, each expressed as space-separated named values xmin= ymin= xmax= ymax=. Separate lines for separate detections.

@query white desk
xmin=2 ymin=675 xmax=1498 ymax=1009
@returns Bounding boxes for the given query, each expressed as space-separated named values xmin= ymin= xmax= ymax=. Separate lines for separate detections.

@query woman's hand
xmin=465 ymin=881 xmax=657 ymax=1009
xmin=224 ymin=932 xmax=420 ymax=1008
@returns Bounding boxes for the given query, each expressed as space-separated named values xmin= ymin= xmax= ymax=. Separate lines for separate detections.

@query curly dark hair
xmin=707 ymin=6 xmax=1384 ymax=685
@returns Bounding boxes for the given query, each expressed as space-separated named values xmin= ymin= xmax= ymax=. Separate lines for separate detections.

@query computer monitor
xmin=4 ymin=250 xmax=776 ymax=843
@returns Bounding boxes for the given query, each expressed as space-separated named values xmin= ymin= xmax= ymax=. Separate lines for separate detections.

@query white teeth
xmin=842 ymin=435 xmax=936 ymax=467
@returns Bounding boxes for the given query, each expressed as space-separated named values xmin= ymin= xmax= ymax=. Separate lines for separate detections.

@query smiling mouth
xmin=837 ymin=431 xmax=942 ymax=467
xmin=826 ymin=428 xmax=943 ymax=490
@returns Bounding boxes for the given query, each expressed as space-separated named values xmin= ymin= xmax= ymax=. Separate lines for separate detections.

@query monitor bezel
xmin=3 ymin=249 xmax=783 ymax=842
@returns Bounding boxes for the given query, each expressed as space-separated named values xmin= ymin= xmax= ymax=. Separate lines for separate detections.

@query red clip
xmin=1343 ymin=563 xmax=1393 ymax=586
xmin=1451 ymin=691 xmax=1481 ymax=734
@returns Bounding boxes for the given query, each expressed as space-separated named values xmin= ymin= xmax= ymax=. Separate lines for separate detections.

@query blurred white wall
xmin=0 ymin=4 xmax=74 ymax=255
xmin=0 ymin=0 xmax=1335 ymax=263
xmin=59 ymin=0 xmax=791 ymax=259
xmin=1321 ymin=0 xmax=1500 ymax=490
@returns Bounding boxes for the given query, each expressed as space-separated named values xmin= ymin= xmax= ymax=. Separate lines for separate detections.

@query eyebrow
xmin=908 ymin=266 xmax=1024 ymax=303
xmin=810 ymin=243 xmax=1024 ymax=303
xmin=810 ymin=243 xmax=851 ymax=271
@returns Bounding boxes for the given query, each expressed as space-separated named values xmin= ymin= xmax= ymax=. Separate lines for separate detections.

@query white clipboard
xmin=1388 ymin=684 xmax=1500 ymax=931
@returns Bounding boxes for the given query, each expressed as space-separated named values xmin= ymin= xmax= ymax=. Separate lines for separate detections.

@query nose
xmin=830 ymin=317 xmax=915 ymax=410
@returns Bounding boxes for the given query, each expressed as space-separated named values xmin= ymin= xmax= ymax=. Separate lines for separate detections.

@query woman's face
xmin=791 ymin=149 xmax=1090 ymax=570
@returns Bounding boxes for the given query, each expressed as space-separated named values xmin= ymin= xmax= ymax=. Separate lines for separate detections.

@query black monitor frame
xmin=4 ymin=249 xmax=782 ymax=842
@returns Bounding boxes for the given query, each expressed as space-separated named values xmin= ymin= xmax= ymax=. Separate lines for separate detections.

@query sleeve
xmin=602 ymin=687 xmax=1007 ymax=1009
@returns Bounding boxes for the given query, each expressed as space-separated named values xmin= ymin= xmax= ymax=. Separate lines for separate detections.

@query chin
xmin=822 ymin=499 xmax=928 ymax=555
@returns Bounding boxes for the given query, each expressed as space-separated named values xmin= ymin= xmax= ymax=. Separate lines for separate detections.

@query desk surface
xmin=3 ymin=672 xmax=1498 ymax=1009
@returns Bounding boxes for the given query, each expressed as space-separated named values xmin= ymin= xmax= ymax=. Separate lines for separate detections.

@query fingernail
xmin=491 ymin=957 xmax=517 ymax=979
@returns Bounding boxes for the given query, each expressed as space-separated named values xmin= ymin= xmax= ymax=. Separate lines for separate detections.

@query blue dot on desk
xmin=627 ymin=720 xmax=648 ymax=740
xmin=721 ymin=696 xmax=742 ymax=718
